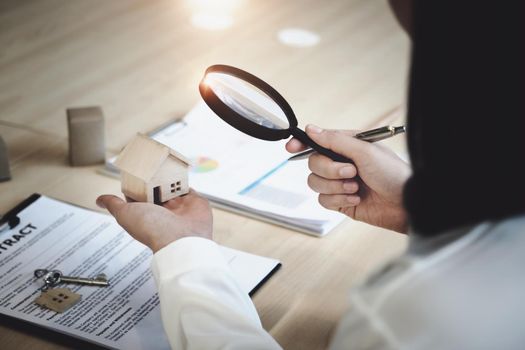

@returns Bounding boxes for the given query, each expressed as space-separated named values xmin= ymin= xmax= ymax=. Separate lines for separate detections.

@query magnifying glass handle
xmin=291 ymin=128 xmax=353 ymax=163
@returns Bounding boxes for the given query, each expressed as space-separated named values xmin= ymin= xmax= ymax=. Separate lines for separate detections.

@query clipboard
xmin=0 ymin=193 xmax=40 ymax=232
xmin=0 ymin=193 xmax=281 ymax=349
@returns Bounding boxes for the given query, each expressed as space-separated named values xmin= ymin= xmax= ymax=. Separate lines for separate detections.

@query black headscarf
xmin=403 ymin=1 xmax=525 ymax=235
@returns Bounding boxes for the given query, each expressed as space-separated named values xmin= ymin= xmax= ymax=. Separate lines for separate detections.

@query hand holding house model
xmin=115 ymin=134 xmax=190 ymax=204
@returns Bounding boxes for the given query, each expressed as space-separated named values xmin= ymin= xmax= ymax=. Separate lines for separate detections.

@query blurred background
xmin=0 ymin=1 xmax=410 ymax=349
xmin=0 ymin=0 xmax=409 ymax=164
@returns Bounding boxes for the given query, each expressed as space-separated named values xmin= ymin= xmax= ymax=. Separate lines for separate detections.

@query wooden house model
xmin=115 ymin=134 xmax=190 ymax=204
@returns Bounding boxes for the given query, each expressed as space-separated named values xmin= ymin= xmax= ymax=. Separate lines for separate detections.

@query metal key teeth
xmin=95 ymin=273 xmax=107 ymax=282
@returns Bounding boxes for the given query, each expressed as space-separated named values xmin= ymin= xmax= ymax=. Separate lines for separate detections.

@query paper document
xmin=0 ymin=195 xmax=280 ymax=349
xmin=105 ymin=102 xmax=347 ymax=235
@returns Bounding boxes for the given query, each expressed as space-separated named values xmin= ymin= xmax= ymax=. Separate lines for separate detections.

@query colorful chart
xmin=191 ymin=157 xmax=219 ymax=173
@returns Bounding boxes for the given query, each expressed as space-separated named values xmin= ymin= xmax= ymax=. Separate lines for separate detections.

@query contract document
xmin=0 ymin=194 xmax=280 ymax=349
xmin=105 ymin=102 xmax=347 ymax=235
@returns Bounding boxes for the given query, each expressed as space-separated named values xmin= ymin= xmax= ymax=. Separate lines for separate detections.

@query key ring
xmin=34 ymin=269 xmax=62 ymax=291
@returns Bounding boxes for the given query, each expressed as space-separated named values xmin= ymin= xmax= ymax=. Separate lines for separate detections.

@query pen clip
xmin=355 ymin=125 xmax=405 ymax=142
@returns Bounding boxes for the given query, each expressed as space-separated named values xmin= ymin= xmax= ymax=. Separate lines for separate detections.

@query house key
xmin=34 ymin=269 xmax=110 ymax=291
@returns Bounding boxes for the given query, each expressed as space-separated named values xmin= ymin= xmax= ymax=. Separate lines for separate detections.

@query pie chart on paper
xmin=191 ymin=157 xmax=219 ymax=173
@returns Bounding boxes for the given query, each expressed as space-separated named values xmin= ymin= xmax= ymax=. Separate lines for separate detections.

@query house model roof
xmin=115 ymin=133 xmax=191 ymax=181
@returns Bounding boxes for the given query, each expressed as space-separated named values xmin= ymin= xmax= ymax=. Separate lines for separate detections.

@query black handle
xmin=291 ymin=128 xmax=353 ymax=163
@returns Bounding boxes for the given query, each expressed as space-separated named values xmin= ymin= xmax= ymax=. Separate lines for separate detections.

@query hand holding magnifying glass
xmin=199 ymin=65 xmax=405 ymax=163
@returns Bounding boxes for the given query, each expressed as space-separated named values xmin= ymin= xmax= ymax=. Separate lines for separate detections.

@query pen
xmin=288 ymin=125 xmax=406 ymax=161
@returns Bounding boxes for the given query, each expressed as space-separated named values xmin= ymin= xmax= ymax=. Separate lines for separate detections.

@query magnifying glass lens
xmin=204 ymin=72 xmax=289 ymax=130
xmin=200 ymin=65 xmax=352 ymax=163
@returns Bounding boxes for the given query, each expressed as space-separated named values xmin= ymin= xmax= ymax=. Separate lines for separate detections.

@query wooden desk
xmin=0 ymin=0 xmax=409 ymax=349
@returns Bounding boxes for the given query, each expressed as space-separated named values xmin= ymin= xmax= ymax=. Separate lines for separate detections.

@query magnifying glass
xmin=199 ymin=65 xmax=352 ymax=163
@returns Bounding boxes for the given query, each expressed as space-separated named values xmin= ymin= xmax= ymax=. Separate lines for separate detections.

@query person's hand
xmin=96 ymin=189 xmax=213 ymax=252
xmin=286 ymin=125 xmax=411 ymax=233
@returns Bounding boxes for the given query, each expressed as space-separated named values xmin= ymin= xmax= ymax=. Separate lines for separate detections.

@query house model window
xmin=170 ymin=181 xmax=182 ymax=193
xmin=114 ymin=134 xmax=190 ymax=204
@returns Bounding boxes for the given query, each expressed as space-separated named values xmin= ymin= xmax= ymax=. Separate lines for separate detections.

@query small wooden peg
xmin=0 ymin=135 xmax=10 ymax=182
xmin=66 ymin=106 xmax=106 ymax=166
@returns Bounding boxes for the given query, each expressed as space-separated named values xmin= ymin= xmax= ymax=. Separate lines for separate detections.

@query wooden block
xmin=67 ymin=106 xmax=106 ymax=166
xmin=34 ymin=288 xmax=81 ymax=313
xmin=0 ymin=135 xmax=10 ymax=182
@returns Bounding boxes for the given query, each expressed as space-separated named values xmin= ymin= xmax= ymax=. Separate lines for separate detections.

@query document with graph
xmin=104 ymin=102 xmax=347 ymax=236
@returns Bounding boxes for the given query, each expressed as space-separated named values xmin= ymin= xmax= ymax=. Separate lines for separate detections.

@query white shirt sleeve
xmin=151 ymin=236 xmax=282 ymax=350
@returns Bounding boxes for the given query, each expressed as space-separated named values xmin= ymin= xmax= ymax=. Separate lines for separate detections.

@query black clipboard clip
xmin=0 ymin=193 xmax=41 ymax=233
